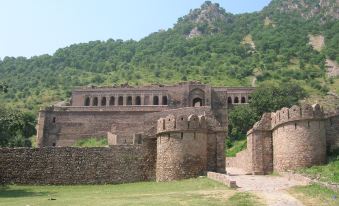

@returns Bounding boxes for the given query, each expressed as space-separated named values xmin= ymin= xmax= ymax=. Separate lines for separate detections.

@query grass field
xmin=289 ymin=184 xmax=339 ymax=206
xmin=0 ymin=178 xmax=263 ymax=206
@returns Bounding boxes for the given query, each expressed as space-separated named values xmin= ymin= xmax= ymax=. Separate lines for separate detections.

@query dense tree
xmin=228 ymin=82 xmax=307 ymax=139
xmin=249 ymin=82 xmax=307 ymax=115
xmin=0 ymin=82 xmax=8 ymax=93
xmin=0 ymin=106 xmax=36 ymax=147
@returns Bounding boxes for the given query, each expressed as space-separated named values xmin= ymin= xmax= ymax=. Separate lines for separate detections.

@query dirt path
xmin=227 ymin=167 xmax=308 ymax=206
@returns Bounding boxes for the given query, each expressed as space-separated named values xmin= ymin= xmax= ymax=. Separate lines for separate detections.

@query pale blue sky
xmin=0 ymin=0 xmax=271 ymax=58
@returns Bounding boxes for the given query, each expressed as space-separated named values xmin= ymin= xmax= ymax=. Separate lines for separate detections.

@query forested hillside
xmin=0 ymin=0 xmax=338 ymax=113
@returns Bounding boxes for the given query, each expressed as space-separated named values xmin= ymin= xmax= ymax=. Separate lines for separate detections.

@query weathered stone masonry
xmin=37 ymin=82 xmax=253 ymax=147
xmin=0 ymin=145 xmax=155 ymax=184
xmin=227 ymin=104 xmax=339 ymax=174
xmin=156 ymin=114 xmax=226 ymax=181
xmin=2 ymin=82 xmax=245 ymax=184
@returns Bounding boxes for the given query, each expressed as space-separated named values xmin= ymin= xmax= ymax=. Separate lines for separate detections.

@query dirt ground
xmin=227 ymin=167 xmax=308 ymax=206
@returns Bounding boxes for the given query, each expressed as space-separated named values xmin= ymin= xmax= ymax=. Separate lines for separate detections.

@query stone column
xmin=159 ymin=94 xmax=163 ymax=105
xmin=132 ymin=94 xmax=135 ymax=106
xmin=90 ymin=96 xmax=93 ymax=106
xmin=115 ymin=94 xmax=118 ymax=106
xmin=141 ymin=94 xmax=145 ymax=105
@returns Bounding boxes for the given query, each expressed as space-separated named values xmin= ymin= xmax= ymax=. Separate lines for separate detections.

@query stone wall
xmin=155 ymin=113 xmax=226 ymax=181
xmin=37 ymin=107 xmax=166 ymax=147
xmin=226 ymin=150 xmax=251 ymax=174
xmin=325 ymin=114 xmax=339 ymax=152
xmin=207 ymin=172 xmax=237 ymax=188
xmin=226 ymin=104 xmax=338 ymax=174
xmin=273 ymin=119 xmax=327 ymax=171
xmin=0 ymin=146 xmax=156 ymax=185
xmin=156 ymin=132 xmax=208 ymax=181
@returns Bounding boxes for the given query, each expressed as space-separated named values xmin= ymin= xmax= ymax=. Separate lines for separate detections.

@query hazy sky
xmin=0 ymin=0 xmax=271 ymax=58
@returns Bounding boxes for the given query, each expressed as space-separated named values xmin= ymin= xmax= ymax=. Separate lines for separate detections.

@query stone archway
xmin=193 ymin=98 xmax=203 ymax=107
xmin=189 ymin=88 xmax=205 ymax=107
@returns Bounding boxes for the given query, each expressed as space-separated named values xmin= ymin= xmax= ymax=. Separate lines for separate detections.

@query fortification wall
xmin=37 ymin=107 xmax=166 ymax=147
xmin=155 ymin=114 xmax=226 ymax=181
xmin=226 ymin=150 xmax=252 ymax=174
xmin=156 ymin=132 xmax=208 ymax=181
xmin=325 ymin=113 xmax=339 ymax=152
xmin=156 ymin=114 xmax=209 ymax=181
xmin=227 ymin=104 xmax=335 ymax=174
xmin=272 ymin=104 xmax=327 ymax=172
xmin=0 ymin=145 xmax=156 ymax=185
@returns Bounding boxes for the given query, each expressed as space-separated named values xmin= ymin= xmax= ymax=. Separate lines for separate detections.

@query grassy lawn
xmin=297 ymin=153 xmax=339 ymax=184
xmin=0 ymin=178 xmax=263 ymax=206
xmin=289 ymin=184 xmax=339 ymax=206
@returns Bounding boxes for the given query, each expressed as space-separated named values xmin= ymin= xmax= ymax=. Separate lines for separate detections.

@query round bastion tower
xmin=156 ymin=114 xmax=208 ymax=182
xmin=272 ymin=104 xmax=327 ymax=171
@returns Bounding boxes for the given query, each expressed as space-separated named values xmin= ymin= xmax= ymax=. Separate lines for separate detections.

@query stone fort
xmin=227 ymin=104 xmax=339 ymax=175
xmin=0 ymin=82 xmax=338 ymax=185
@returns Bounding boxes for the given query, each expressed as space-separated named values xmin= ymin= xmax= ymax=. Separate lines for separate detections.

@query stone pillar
xmin=132 ymin=95 xmax=135 ymax=106
xmin=159 ymin=94 xmax=163 ymax=105
xmin=141 ymin=94 xmax=145 ymax=105
xmin=115 ymin=94 xmax=118 ymax=106
xmin=216 ymin=132 xmax=226 ymax=173
xmin=90 ymin=97 xmax=93 ymax=106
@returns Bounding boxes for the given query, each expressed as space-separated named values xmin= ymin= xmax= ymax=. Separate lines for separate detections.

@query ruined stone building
xmin=36 ymin=81 xmax=253 ymax=147
xmin=0 ymin=82 xmax=250 ymax=184
xmin=227 ymin=104 xmax=339 ymax=175
xmin=1 ymin=82 xmax=339 ymax=185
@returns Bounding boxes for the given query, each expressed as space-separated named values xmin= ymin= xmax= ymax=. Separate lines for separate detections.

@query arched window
xmin=84 ymin=97 xmax=90 ymax=106
xmin=234 ymin=97 xmax=239 ymax=104
xmin=227 ymin=97 xmax=232 ymax=104
xmin=135 ymin=96 xmax=141 ymax=105
xmin=93 ymin=97 xmax=98 ymax=106
xmin=118 ymin=96 xmax=124 ymax=105
xmin=162 ymin=96 xmax=168 ymax=105
xmin=101 ymin=97 xmax=107 ymax=106
xmin=153 ymin=96 xmax=159 ymax=105
xmin=109 ymin=96 xmax=115 ymax=105
xmin=127 ymin=96 xmax=132 ymax=105
xmin=193 ymin=98 xmax=203 ymax=107
xmin=241 ymin=97 xmax=246 ymax=103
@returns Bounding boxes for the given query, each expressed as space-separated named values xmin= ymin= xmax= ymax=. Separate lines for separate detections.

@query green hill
xmin=0 ymin=0 xmax=338 ymax=113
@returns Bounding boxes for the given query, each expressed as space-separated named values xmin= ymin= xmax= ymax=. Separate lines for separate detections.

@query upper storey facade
xmin=70 ymin=81 xmax=254 ymax=108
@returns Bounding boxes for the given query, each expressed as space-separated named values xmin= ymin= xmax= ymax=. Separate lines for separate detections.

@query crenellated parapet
xmin=156 ymin=114 xmax=218 ymax=134
xmin=271 ymin=104 xmax=324 ymax=129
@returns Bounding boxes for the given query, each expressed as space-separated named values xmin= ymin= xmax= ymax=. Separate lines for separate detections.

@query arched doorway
xmin=193 ymin=98 xmax=203 ymax=107
xmin=189 ymin=88 xmax=205 ymax=107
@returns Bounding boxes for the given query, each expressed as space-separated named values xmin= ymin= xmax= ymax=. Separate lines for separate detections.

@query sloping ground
xmin=227 ymin=167 xmax=307 ymax=206
xmin=289 ymin=184 xmax=339 ymax=206
xmin=301 ymin=94 xmax=339 ymax=112
xmin=326 ymin=59 xmax=339 ymax=77
xmin=308 ymin=35 xmax=325 ymax=52
xmin=242 ymin=34 xmax=256 ymax=50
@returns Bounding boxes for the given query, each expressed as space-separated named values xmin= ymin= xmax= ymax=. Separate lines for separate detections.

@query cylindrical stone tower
xmin=156 ymin=114 xmax=208 ymax=181
xmin=272 ymin=104 xmax=327 ymax=171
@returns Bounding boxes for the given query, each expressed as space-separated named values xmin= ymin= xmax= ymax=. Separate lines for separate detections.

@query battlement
xmin=271 ymin=104 xmax=324 ymax=129
xmin=156 ymin=114 xmax=209 ymax=134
